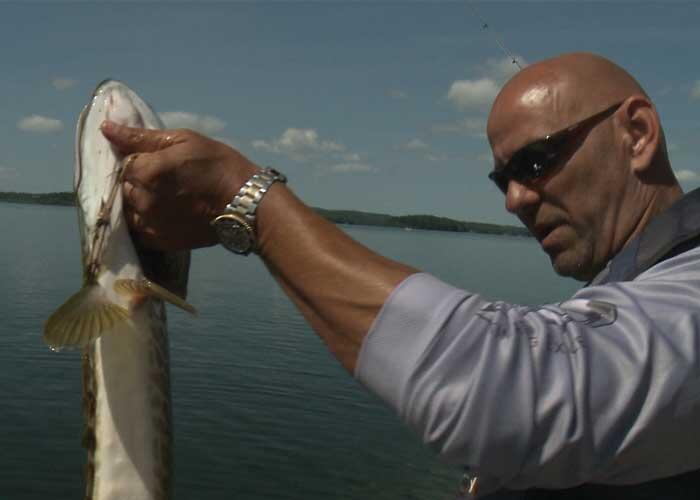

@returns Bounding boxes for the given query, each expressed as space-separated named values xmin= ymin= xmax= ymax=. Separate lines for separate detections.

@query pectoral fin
xmin=114 ymin=278 xmax=197 ymax=316
xmin=44 ymin=285 xmax=130 ymax=351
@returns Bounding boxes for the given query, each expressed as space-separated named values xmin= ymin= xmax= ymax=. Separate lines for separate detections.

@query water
xmin=0 ymin=203 xmax=578 ymax=499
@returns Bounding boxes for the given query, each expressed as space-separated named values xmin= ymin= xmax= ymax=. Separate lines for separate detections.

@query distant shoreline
xmin=0 ymin=191 xmax=76 ymax=207
xmin=0 ymin=191 xmax=531 ymax=237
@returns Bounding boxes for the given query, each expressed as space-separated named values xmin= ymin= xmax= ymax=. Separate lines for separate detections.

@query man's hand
xmin=101 ymin=120 xmax=259 ymax=251
xmin=103 ymin=119 xmax=416 ymax=374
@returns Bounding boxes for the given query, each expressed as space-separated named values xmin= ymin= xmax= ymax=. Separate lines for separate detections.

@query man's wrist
xmin=211 ymin=167 xmax=287 ymax=254
xmin=226 ymin=168 xmax=287 ymax=222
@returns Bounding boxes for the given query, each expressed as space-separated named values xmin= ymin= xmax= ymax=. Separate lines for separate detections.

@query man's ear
xmin=619 ymin=96 xmax=660 ymax=175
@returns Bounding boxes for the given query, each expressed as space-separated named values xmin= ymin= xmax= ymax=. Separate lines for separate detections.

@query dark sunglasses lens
xmin=488 ymin=170 xmax=508 ymax=193
xmin=518 ymin=147 xmax=551 ymax=180
xmin=489 ymin=146 xmax=555 ymax=194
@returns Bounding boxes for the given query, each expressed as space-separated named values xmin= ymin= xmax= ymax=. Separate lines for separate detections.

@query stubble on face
xmin=487 ymin=52 xmax=651 ymax=282
xmin=545 ymin=224 xmax=596 ymax=281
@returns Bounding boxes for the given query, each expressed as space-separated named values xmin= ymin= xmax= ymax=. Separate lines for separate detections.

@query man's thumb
xmin=101 ymin=120 xmax=175 ymax=154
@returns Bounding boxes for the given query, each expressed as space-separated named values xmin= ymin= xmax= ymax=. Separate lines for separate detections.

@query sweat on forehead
xmin=488 ymin=52 xmax=647 ymax=137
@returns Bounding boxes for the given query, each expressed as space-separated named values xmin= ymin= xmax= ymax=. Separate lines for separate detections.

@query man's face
xmin=488 ymin=96 xmax=628 ymax=282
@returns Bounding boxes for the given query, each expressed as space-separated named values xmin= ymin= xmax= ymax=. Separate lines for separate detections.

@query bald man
xmin=488 ymin=53 xmax=682 ymax=283
xmin=102 ymin=53 xmax=700 ymax=499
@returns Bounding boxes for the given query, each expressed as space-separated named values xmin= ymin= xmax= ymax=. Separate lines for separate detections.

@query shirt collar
xmin=589 ymin=187 xmax=700 ymax=286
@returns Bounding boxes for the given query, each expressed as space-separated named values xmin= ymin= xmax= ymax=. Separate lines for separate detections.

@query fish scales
xmin=45 ymin=80 xmax=194 ymax=500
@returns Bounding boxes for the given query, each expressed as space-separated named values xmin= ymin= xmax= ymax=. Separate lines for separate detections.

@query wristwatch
xmin=211 ymin=168 xmax=287 ymax=255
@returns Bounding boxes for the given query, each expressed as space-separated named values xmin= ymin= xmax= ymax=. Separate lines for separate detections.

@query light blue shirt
xmin=355 ymin=244 xmax=700 ymax=497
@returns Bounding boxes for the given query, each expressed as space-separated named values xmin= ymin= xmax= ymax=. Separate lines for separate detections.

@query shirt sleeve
xmin=355 ymin=247 xmax=700 ymax=494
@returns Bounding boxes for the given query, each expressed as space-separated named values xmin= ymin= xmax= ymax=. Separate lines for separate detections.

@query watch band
xmin=225 ymin=167 xmax=287 ymax=225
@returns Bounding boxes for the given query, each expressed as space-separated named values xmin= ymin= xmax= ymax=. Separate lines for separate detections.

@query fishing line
xmin=467 ymin=1 xmax=523 ymax=70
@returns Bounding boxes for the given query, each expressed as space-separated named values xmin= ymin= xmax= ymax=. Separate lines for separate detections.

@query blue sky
xmin=2 ymin=1 xmax=700 ymax=225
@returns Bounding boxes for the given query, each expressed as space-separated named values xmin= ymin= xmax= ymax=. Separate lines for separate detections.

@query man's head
xmin=487 ymin=52 xmax=682 ymax=281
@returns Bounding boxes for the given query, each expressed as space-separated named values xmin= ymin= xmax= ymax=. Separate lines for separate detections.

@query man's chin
xmin=549 ymin=250 xmax=594 ymax=282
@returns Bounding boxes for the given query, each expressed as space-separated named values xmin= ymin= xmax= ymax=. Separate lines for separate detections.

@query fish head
xmin=74 ymin=80 xmax=164 ymax=271
xmin=45 ymin=79 xmax=193 ymax=353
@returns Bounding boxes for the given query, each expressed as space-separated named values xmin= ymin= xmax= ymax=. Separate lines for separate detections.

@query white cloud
xmin=657 ymin=84 xmax=673 ymax=97
xmin=279 ymin=128 xmax=343 ymax=153
xmin=387 ymin=89 xmax=408 ymax=99
xmin=480 ymin=55 xmax=527 ymax=82
xmin=676 ymin=169 xmax=700 ymax=181
xmin=432 ymin=117 xmax=486 ymax=137
xmin=252 ymin=128 xmax=377 ymax=174
xmin=329 ymin=162 xmax=374 ymax=174
xmin=425 ymin=153 xmax=449 ymax=162
xmin=159 ymin=111 xmax=226 ymax=134
xmin=0 ymin=166 xmax=18 ymax=179
xmin=253 ymin=128 xmax=374 ymax=174
xmin=396 ymin=138 xmax=450 ymax=162
xmin=447 ymin=77 xmax=500 ymax=111
xmin=400 ymin=138 xmax=429 ymax=151
xmin=17 ymin=115 xmax=64 ymax=133
xmin=253 ymin=128 xmax=346 ymax=162
xmin=51 ymin=78 xmax=78 ymax=90
xmin=445 ymin=55 xmax=527 ymax=112
xmin=691 ymin=81 xmax=700 ymax=101
xmin=251 ymin=139 xmax=270 ymax=150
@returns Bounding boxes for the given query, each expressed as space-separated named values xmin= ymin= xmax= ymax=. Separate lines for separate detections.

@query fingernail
xmin=123 ymin=181 xmax=133 ymax=198
xmin=101 ymin=120 xmax=117 ymax=132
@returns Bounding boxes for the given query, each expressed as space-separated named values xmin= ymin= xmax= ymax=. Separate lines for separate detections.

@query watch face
xmin=213 ymin=214 xmax=254 ymax=255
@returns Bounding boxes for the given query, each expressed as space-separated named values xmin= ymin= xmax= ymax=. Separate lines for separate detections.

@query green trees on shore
xmin=0 ymin=191 xmax=75 ymax=206
xmin=313 ymin=208 xmax=529 ymax=237
xmin=0 ymin=191 xmax=530 ymax=237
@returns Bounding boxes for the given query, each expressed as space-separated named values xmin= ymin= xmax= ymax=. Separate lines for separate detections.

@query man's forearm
xmin=256 ymin=184 xmax=418 ymax=373
xmin=99 ymin=121 xmax=417 ymax=373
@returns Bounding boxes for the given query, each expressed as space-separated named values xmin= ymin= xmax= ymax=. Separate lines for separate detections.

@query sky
xmin=2 ymin=0 xmax=700 ymax=225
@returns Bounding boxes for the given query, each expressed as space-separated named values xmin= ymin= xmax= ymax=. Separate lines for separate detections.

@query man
xmin=101 ymin=53 xmax=700 ymax=498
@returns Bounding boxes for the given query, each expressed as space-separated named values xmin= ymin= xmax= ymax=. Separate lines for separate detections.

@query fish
xmin=44 ymin=79 xmax=196 ymax=500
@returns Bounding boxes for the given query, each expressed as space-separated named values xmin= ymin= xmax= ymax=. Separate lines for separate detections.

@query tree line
xmin=0 ymin=191 xmax=530 ymax=237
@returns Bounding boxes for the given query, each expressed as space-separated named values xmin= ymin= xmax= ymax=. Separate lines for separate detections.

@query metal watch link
xmin=211 ymin=168 xmax=287 ymax=255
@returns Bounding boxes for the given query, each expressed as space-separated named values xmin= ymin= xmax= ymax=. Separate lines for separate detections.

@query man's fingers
xmin=121 ymin=152 xmax=164 ymax=187
xmin=101 ymin=120 xmax=180 ymax=154
xmin=124 ymin=210 xmax=165 ymax=250
xmin=123 ymin=180 xmax=156 ymax=214
xmin=127 ymin=210 xmax=145 ymax=231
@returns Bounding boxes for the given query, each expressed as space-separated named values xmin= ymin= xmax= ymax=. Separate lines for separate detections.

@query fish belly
xmin=89 ymin=302 xmax=171 ymax=500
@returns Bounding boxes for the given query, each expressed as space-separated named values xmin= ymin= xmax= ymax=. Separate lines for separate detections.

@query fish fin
xmin=44 ymin=285 xmax=130 ymax=350
xmin=114 ymin=278 xmax=198 ymax=316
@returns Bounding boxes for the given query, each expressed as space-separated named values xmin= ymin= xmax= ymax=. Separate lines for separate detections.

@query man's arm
xmin=256 ymin=185 xmax=417 ymax=372
xmin=100 ymin=121 xmax=417 ymax=373
xmin=101 ymin=122 xmax=700 ymax=492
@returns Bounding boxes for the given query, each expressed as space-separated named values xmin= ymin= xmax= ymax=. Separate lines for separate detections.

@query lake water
xmin=0 ymin=202 xmax=579 ymax=499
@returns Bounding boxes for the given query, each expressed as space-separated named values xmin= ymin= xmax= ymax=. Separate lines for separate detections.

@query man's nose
xmin=505 ymin=179 xmax=541 ymax=215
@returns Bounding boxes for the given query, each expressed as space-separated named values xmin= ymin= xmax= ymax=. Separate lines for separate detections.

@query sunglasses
xmin=488 ymin=101 xmax=624 ymax=194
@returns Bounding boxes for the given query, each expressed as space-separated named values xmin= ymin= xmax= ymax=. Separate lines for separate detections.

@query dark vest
xmin=487 ymin=188 xmax=700 ymax=500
